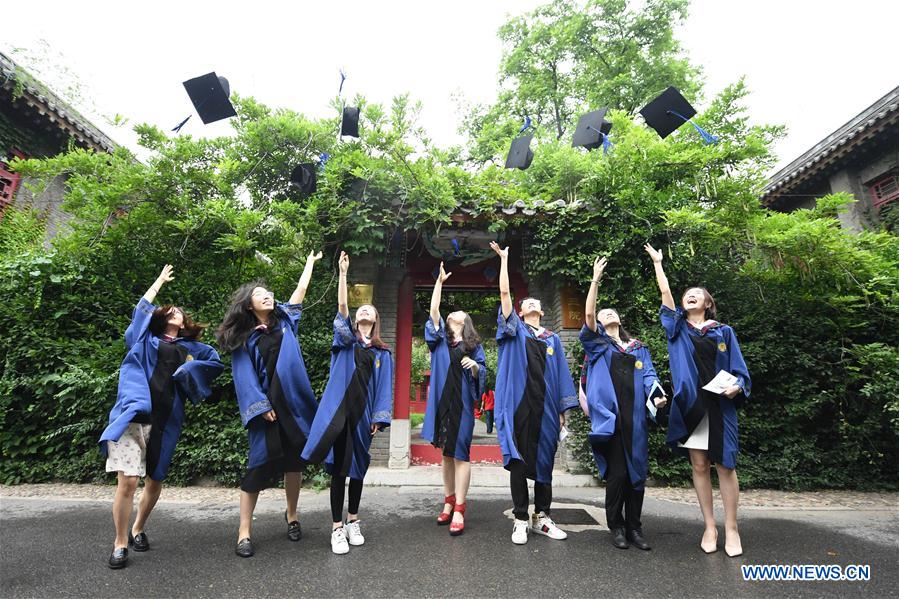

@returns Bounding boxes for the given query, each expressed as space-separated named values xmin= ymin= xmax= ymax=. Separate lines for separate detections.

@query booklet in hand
xmin=702 ymin=370 xmax=738 ymax=395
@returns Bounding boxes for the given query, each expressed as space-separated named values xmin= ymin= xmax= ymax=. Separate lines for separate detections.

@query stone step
xmin=365 ymin=465 xmax=598 ymax=488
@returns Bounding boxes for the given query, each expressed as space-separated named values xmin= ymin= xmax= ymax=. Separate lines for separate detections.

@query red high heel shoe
xmin=449 ymin=503 xmax=466 ymax=536
xmin=437 ymin=495 xmax=456 ymax=525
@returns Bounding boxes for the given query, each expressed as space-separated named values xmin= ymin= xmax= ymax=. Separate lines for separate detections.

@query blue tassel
xmin=601 ymin=133 xmax=613 ymax=155
xmin=668 ymin=110 xmax=719 ymax=145
xmin=519 ymin=116 xmax=532 ymax=134
xmin=319 ymin=152 xmax=330 ymax=172
xmin=171 ymin=115 xmax=191 ymax=133
xmin=451 ymin=238 xmax=461 ymax=256
xmin=338 ymin=70 xmax=347 ymax=96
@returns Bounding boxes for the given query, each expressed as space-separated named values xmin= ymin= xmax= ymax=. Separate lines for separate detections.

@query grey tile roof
xmin=0 ymin=51 xmax=117 ymax=153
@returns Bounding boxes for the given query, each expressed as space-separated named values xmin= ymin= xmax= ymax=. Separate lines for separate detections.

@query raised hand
xmin=644 ymin=243 xmax=663 ymax=264
xmin=307 ymin=250 xmax=323 ymax=263
xmin=489 ymin=241 xmax=509 ymax=260
xmin=338 ymin=251 xmax=350 ymax=274
xmin=157 ymin=264 xmax=175 ymax=285
xmin=593 ymin=256 xmax=607 ymax=281
xmin=438 ymin=262 xmax=452 ymax=284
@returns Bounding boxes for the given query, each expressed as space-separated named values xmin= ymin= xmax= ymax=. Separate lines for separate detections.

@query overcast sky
xmin=4 ymin=0 xmax=897 ymax=174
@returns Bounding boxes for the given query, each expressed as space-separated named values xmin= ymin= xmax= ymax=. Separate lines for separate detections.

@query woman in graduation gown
xmin=645 ymin=244 xmax=751 ymax=557
xmin=301 ymin=252 xmax=393 ymax=555
xmin=217 ymin=251 xmax=322 ymax=558
xmin=489 ymin=242 xmax=579 ymax=546
xmin=421 ymin=262 xmax=487 ymax=536
xmin=100 ymin=264 xmax=224 ymax=569
xmin=579 ymin=257 xmax=668 ymax=551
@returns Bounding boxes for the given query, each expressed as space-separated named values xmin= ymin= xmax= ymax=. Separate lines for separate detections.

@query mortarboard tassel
xmin=451 ymin=238 xmax=461 ymax=256
xmin=601 ymin=133 xmax=613 ymax=154
xmin=667 ymin=110 xmax=719 ymax=145
xmin=519 ymin=116 xmax=532 ymax=134
xmin=171 ymin=114 xmax=192 ymax=133
xmin=338 ymin=70 xmax=347 ymax=96
xmin=319 ymin=152 xmax=330 ymax=172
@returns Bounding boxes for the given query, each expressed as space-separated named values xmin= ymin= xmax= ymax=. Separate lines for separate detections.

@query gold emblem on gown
xmin=546 ymin=346 xmax=554 ymax=356
xmin=635 ymin=360 xmax=643 ymax=369
xmin=718 ymin=342 xmax=727 ymax=352
xmin=185 ymin=354 xmax=194 ymax=362
xmin=375 ymin=358 xmax=381 ymax=368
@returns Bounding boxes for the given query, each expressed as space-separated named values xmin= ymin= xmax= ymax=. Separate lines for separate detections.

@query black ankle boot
xmin=611 ymin=527 xmax=629 ymax=549
xmin=627 ymin=528 xmax=651 ymax=550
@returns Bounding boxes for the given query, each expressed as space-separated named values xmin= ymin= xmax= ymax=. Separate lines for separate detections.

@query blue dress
xmin=660 ymin=305 xmax=751 ymax=469
xmin=301 ymin=313 xmax=393 ymax=479
xmin=232 ymin=302 xmax=318 ymax=470
xmin=421 ymin=318 xmax=487 ymax=462
xmin=494 ymin=309 xmax=578 ymax=484
xmin=579 ymin=325 xmax=662 ymax=490
xmin=99 ymin=298 xmax=224 ymax=481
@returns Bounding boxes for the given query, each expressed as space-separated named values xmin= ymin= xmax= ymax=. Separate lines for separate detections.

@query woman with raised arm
xmin=579 ymin=257 xmax=667 ymax=551
xmin=421 ymin=262 xmax=487 ymax=536
xmin=217 ymin=251 xmax=322 ymax=558
xmin=100 ymin=264 xmax=224 ymax=569
xmin=644 ymin=244 xmax=751 ymax=557
xmin=301 ymin=252 xmax=393 ymax=555
xmin=490 ymin=241 xmax=579 ymax=546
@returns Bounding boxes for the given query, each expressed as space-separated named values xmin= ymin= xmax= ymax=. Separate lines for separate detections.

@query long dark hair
xmin=682 ymin=287 xmax=717 ymax=320
xmin=149 ymin=305 xmax=206 ymax=341
xmin=600 ymin=309 xmax=632 ymax=343
xmin=447 ymin=313 xmax=481 ymax=354
xmin=355 ymin=304 xmax=389 ymax=350
xmin=216 ymin=281 xmax=275 ymax=352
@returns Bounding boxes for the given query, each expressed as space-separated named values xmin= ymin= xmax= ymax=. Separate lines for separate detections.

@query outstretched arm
xmin=337 ymin=251 xmax=350 ymax=318
xmin=430 ymin=262 xmax=452 ymax=328
xmin=644 ymin=244 xmax=675 ymax=310
xmin=490 ymin=241 xmax=513 ymax=319
xmin=289 ymin=250 xmax=323 ymax=305
xmin=143 ymin=264 xmax=174 ymax=304
xmin=585 ymin=256 xmax=607 ymax=332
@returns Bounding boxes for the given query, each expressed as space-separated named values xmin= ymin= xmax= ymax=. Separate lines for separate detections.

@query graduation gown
xmin=301 ymin=313 xmax=393 ymax=479
xmin=100 ymin=298 xmax=224 ymax=481
xmin=660 ymin=305 xmax=752 ymax=469
xmin=495 ymin=309 xmax=578 ymax=484
xmin=233 ymin=303 xmax=318 ymax=470
xmin=421 ymin=318 xmax=487 ymax=461
xmin=579 ymin=325 xmax=661 ymax=490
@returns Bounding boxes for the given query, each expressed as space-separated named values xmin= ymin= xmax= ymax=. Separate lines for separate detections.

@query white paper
xmin=559 ymin=426 xmax=570 ymax=442
xmin=645 ymin=397 xmax=657 ymax=419
xmin=702 ymin=370 xmax=738 ymax=395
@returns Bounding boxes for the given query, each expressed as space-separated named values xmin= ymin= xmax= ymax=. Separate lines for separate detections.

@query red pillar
xmin=393 ymin=274 xmax=413 ymax=420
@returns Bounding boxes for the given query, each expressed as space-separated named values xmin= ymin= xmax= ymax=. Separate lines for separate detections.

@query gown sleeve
xmin=232 ymin=347 xmax=272 ymax=427
xmin=659 ymin=304 xmax=686 ymax=341
xmin=332 ymin=312 xmax=356 ymax=351
xmin=276 ymin=302 xmax=304 ymax=335
xmin=554 ymin=336 xmax=579 ymax=413
xmin=173 ymin=343 xmax=225 ymax=406
xmin=371 ymin=350 xmax=394 ymax=428
xmin=495 ymin=307 xmax=521 ymax=343
xmin=472 ymin=344 xmax=488 ymax=399
xmin=124 ymin=297 xmax=156 ymax=350
xmin=424 ymin=317 xmax=446 ymax=352
xmin=724 ymin=326 xmax=752 ymax=401
xmin=579 ymin=324 xmax=611 ymax=363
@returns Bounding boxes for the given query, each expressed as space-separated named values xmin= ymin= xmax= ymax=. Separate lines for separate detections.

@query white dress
xmin=678 ymin=414 xmax=709 ymax=450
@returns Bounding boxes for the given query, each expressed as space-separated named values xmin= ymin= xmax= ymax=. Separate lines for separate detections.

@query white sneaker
xmin=345 ymin=520 xmax=365 ymax=546
xmin=531 ymin=512 xmax=568 ymax=540
xmin=331 ymin=527 xmax=350 ymax=554
xmin=511 ymin=519 xmax=529 ymax=545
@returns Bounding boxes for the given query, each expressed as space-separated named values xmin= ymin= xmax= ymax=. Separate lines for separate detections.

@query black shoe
xmin=235 ymin=537 xmax=254 ymax=558
xmin=611 ymin=527 xmax=629 ymax=549
xmin=129 ymin=531 xmax=150 ymax=552
xmin=108 ymin=547 xmax=128 ymax=569
xmin=627 ymin=528 xmax=651 ymax=551
xmin=285 ymin=510 xmax=302 ymax=542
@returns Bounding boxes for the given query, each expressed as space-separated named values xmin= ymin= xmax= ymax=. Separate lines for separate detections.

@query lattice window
xmin=869 ymin=173 xmax=899 ymax=209
xmin=0 ymin=163 xmax=21 ymax=214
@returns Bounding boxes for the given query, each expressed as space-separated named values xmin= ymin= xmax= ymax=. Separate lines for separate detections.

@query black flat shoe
xmin=235 ymin=537 xmax=254 ymax=558
xmin=627 ymin=528 xmax=651 ymax=551
xmin=284 ymin=510 xmax=302 ymax=542
xmin=611 ymin=527 xmax=629 ymax=550
xmin=129 ymin=531 xmax=150 ymax=552
xmin=108 ymin=547 xmax=128 ymax=569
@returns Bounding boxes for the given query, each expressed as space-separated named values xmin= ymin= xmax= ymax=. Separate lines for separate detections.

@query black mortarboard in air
xmin=639 ymin=86 xmax=718 ymax=144
xmin=572 ymin=108 xmax=612 ymax=151
xmin=172 ymin=72 xmax=237 ymax=132
xmin=341 ymin=106 xmax=360 ymax=138
xmin=290 ymin=163 xmax=317 ymax=198
xmin=505 ymin=134 xmax=534 ymax=170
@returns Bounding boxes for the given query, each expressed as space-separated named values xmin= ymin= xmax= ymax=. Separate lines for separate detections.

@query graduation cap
xmin=340 ymin=106 xmax=360 ymax=138
xmin=172 ymin=72 xmax=237 ymax=132
xmin=572 ymin=109 xmax=613 ymax=151
xmin=505 ymin=134 xmax=534 ymax=170
xmin=289 ymin=163 xmax=317 ymax=198
xmin=639 ymin=86 xmax=718 ymax=144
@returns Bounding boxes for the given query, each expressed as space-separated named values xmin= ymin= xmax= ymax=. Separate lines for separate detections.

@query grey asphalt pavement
xmin=1 ymin=487 xmax=896 ymax=598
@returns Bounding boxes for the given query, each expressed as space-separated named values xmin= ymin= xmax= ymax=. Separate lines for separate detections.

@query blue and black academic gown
xmin=421 ymin=318 xmax=487 ymax=462
xmin=233 ymin=303 xmax=318 ymax=471
xmin=301 ymin=313 xmax=393 ymax=480
xmin=660 ymin=305 xmax=751 ymax=469
xmin=495 ymin=309 xmax=579 ymax=484
xmin=579 ymin=325 xmax=661 ymax=491
xmin=99 ymin=298 xmax=224 ymax=480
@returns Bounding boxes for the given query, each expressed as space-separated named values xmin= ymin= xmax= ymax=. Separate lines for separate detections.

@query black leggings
xmin=509 ymin=459 xmax=552 ymax=521
xmin=331 ymin=476 xmax=364 ymax=523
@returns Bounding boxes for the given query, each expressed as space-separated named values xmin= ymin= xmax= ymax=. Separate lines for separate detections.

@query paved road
xmin=2 ymin=487 xmax=896 ymax=598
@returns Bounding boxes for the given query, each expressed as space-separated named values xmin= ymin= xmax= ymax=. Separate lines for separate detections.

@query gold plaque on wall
xmin=347 ymin=283 xmax=374 ymax=309
xmin=560 ymin=286 xmax=585 ymax=329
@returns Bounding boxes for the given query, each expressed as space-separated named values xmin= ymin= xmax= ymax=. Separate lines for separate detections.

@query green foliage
xmin=0 ymin=207 xmax=46 ymax=255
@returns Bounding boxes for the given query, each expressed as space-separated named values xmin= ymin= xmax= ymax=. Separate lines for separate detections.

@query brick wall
xmin=12 ymin=174 xmax=71 ymax=243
